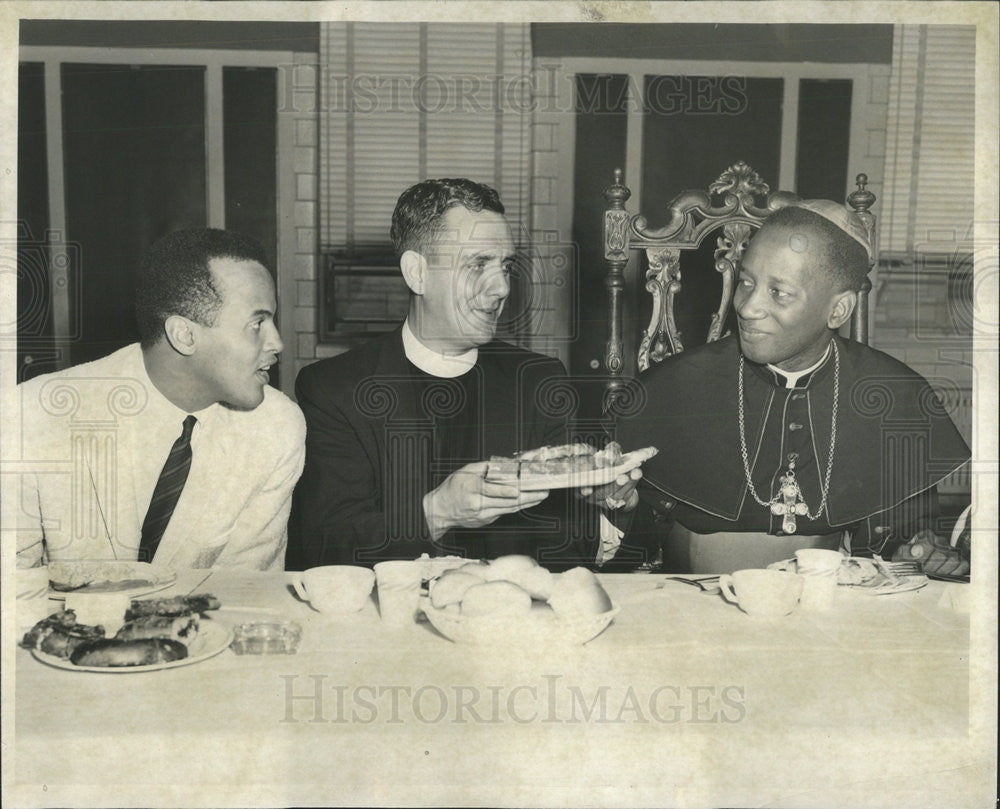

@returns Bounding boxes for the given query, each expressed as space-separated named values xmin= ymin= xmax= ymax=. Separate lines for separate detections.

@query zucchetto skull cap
xmin=789 ymin=199 xmax=873 ymax=263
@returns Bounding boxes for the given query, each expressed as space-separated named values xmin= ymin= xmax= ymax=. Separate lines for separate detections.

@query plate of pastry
xmin=47 ymin=560 xmax=177 ymax=600
xmin=485 ymin=442 xmax=658 ymax=491
xmin=421 ymin=556 xmax=620 ymax=646
xmin=768 ymin=557 xmax=929 ymax=595
xmin=23 ymin=594 xmax=232 ymax=672
xmin=836 ymin=558 xmax=929 ymax=595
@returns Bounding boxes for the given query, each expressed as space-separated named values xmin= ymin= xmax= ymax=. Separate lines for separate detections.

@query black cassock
xmin=287 ymin=328 xmax=599 ymax=570
xmin=611 ymin=335 xmax=970 ymax=566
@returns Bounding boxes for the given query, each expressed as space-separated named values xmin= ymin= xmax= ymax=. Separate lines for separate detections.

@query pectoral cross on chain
xmin=769 ymin=457 xmax=808 ymax=533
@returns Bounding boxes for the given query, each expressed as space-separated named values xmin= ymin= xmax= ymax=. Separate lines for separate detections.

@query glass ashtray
xmin=230 ymin=620 xmax=302 ymax=655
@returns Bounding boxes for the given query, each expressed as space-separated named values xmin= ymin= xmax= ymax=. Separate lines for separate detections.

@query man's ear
xmin=399 ymin=250 xmax=427 ymax=295
xmin=163 ymin=315 xmax=198 ymax=356
xmin=827 ymin=289 xmax=857 ymax=330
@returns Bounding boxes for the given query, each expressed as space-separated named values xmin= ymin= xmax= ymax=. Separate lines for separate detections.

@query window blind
xmin=319 ymin=22 xmax=532 ymax=249
xmin=881 ymin=25 xmax=975 ymax=261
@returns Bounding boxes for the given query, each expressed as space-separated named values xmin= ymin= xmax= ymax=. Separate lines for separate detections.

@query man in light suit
xmin=12 ymin=229 xmax=305 ymax=570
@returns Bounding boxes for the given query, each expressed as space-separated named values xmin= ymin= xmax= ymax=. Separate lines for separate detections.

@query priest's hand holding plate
xmin=578 ymin=467 xmax=642 ymax=511
xmin=423 ymin=461 xmax=550 ymax=541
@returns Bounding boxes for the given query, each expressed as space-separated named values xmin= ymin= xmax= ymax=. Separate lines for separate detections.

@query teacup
xmin=794 ymin=548 xmax=843 ymax=575
xmin=292 ymin=566 xmax=375 ymax=614
xmin=719 ymin=568 xmax=803 ymax=621
xmin=793 ymin=548 xmax=842 ymax=611
xmin=373 ymin=560 xmax=423 ymax=628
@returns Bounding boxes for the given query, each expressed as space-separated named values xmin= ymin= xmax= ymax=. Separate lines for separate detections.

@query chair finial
xmin=603 ymin=168 xmax=631 ymax=209
xmin=848 ymin=173 xmax=876 ymax=215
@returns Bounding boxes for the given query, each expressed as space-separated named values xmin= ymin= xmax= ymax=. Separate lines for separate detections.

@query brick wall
xmin=872 ymin=266 xmax=974 ymax=414
xmin=527 ymin=58 xmax=573 ymax=368
xmin=283 ymin=54 xmax=346 ymax=393
xmin=859 ymin=62 xmax=890 ymax=231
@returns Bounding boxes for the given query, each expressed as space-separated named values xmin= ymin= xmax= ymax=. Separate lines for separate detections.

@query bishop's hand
xmin=423 ymin=461 xmax=550 ymax=541
xmin=892 ymin=527 xmax=970 ymax=577
xmin=578 ymin=467 xmax=643 ymax=511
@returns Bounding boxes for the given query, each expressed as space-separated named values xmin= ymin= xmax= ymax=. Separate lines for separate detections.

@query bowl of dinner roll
xmin=421 ymin=555 xmax=619 ymax=646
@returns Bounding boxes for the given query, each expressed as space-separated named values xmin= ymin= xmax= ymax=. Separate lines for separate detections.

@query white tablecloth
xmin=7 ymin=570 xmax=989 ymax=808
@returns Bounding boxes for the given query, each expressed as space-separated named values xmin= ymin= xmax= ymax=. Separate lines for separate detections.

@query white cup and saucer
xmin=292 ymin=566 xmax=376 ymax=616
xmin=718 ymin=568 xmax=804 ymax=621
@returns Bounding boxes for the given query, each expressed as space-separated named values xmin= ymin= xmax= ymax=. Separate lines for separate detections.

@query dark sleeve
xmin=594 ymin=480 xmax=675 ymax=572
xmin=533 ymin=359 xmax=605 ymax=570
xmin=847 ymin=485 xmax=940 ymax=558
xmin=286 ymin=368 xmax=431 ymax=570
xmin=472 ymin=357 xmax=599 ymax=570
xmin=520 ymin=356 xmax=577 ymax=449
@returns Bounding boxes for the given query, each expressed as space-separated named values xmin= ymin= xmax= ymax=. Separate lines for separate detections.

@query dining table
xmin=6 ymin=567 xmax=991 ymax=808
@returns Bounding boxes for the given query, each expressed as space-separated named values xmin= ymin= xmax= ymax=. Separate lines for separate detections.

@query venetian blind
xmin=320 ymin=22 xmax=532 ymax=248
xmin=881 ymin=25 xmax=975 ymax=260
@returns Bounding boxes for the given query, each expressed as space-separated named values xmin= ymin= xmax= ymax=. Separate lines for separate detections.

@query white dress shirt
xmin=13 ymin=344 xmax=306 ymax=570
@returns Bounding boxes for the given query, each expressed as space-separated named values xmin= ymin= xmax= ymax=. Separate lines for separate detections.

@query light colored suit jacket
xmin=9 ymin=344 xmax=306 ymax=570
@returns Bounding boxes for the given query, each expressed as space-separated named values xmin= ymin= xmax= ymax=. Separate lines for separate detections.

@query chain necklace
xmin=737 ymin=340 xmax=839 ymax=533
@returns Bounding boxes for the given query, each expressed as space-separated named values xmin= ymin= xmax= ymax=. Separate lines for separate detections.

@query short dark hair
xmin=390 ymin=178 xmax=505 ymax=259
xmin=135 ymin=229 xmax=267 ymax=348
xmin=759 ymin=206 xmax=869 ymax=292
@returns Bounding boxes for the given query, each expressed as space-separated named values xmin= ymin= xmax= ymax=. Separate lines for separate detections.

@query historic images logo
xmin=280 ymin=674 xmax=747 ymax=725
xmin=279 ymin=64 xmax=749 ymax=117
xmin=2 ymin=221 xmax=83 ymax=379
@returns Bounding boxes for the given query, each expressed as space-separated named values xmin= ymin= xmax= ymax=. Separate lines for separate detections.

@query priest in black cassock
xmin=589 ymin=201 xmax=971 ymax=575
xmin=287 ymin=179 xmax=598 ymax=570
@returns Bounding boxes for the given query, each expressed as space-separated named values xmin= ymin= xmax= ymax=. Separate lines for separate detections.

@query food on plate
xmin=125 ymin=594 xmax=221 ymax=620
xmin=116 ymin=613 xmax=200 ymax=646
xmin=430 ymin=571 xmax=486 ymax=609
xmin=21 ymin=592 xmax=220 ymax=667
xmin=483 ymin=554 xmax=553 ymax=601
xmin=20 ymin=610 xmax=106 ymax=658
xmin=483 ymin=456 xmax=519 ymax=482
xmin=50 ymin=577 xmax=155 ymax=593
xmin=530 ymin=601 xmax=556 ymax=621
xmin=485 ymin=442 xmax=603 ymax=482
xmin=837 ymin=558 xmax=882 ymax=587
xmin=460 ymin=581 xmax=533 ymax=617
xmin=484 ymin=441 xmax=658 ymax=485
xmin=547 ymin=567 xmax=614 ymax=617
xmin=514 ymin=443 xmax=597 ymax=476
xmin=421 ymin=555 xmax=620 ymax=645
xmin=417 ymin=554 xmax=469 ymax=582
xmin=69 ymin=638 xmax=188 ymax=667
xmin=425 ymin=556 xmax=553 ymax=606
xmin=424 ymin=556 xmax=613 ymax=626
xmin=47 ymin=561 xmax=160 ymax=593
xmin=455 ymin=561 xmax=491 ymax=579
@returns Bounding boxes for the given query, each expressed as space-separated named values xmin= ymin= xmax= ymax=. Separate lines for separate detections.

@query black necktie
xmin=138 ymin=415 xmax=196 ymax=562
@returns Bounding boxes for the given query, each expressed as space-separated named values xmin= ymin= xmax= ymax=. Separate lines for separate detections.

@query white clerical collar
xmin=401 ymin=319 xmax=478 ymax=378
xmin=767 ymin=342 xmax=833 ymax=389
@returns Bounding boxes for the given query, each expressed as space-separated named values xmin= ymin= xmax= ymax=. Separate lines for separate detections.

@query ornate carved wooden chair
xmin=601 ymin=161 xmax=877 ymax=403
